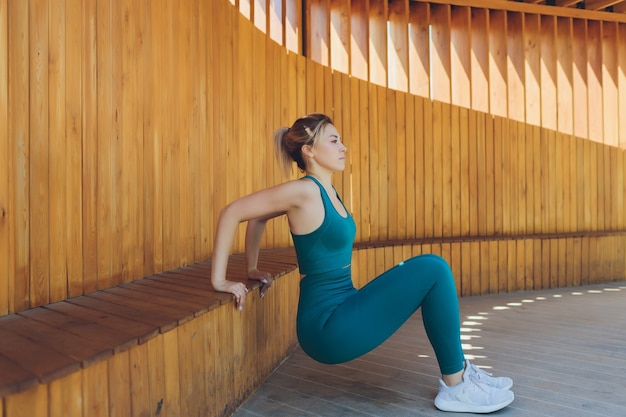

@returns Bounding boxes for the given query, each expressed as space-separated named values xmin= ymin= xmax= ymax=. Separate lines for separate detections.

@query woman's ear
xmin=301 ymin=144 xmax=314 ymax=158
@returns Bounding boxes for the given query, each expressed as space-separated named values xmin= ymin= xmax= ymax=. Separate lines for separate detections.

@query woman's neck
xmin=306 ymin=171 xmax=333 ymax=188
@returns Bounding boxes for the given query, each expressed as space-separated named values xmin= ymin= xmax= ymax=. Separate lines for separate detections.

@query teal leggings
xmin=296 ymin=254 xmax=465 ymax=375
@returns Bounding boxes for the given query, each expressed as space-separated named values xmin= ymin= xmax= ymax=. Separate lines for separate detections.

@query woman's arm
xmin=210 ymin=181 xmax=308 ymax=309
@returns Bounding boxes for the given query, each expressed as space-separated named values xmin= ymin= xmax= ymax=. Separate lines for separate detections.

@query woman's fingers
xmin=235 ymin=283 xmax=248 ymax=310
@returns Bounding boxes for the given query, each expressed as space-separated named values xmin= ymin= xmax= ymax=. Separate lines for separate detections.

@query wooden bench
xmin=0 ymin=248 xmax=299 ymax=416
xmin=1 ymin=232 xmax=624 ymax=416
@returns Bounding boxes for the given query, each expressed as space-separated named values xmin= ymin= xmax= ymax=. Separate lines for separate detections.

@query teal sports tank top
xmin=291 ymin=176 xmax=356 ymax=276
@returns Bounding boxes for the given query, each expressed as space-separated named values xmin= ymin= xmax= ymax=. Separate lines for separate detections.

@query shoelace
xmin=468 ymin=363 xmax=495 ymax=381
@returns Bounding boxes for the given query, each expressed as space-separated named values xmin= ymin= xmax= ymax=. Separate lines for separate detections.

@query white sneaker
xmin=434 ymin=373 xmax=514 ymax=413
xmin=464 ymin=359 xmax=514 ymax=390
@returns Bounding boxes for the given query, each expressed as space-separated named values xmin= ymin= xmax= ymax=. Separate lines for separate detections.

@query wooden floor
xmin=233 ymin=282 xmax=626 ymax=417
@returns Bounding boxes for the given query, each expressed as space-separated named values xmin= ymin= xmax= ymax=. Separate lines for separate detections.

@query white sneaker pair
xmin=434 ymin=360 xmax=514 ymax=413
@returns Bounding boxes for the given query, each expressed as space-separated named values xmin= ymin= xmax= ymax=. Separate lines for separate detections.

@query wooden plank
xmin=430 ymin=3 xmax=451 ymax=102
xmin=162 ymin=328 xmax=182 ymax=417
xmin=369 ymin=0 xmax=388 ymax=86
xmin=65 ymin=0 xmax=83 ymax=298
xmin=489 ymin=9 xmax=507 ymax=117
xmin=541 ymin=14 xmax=558 ymax=130
xmin=450 ymin=105 xmax=462 ymax=237
xmin=48 ymin=0 xmax=68 ymax=304
xmin=4 ymin=384 xmax=47 ymax=417
xmin=130 ymin=343 xmax=152 ymax=417
xmin=414 ymin=96 xmax=425 ymax=239
xmin=470 ymin=7 xmax=489 ymax=112
xmin=450 ymin=6 xmax=471 ymax=108
xmin=524 ymin=13 xmax=542 ymax=126
xmin=96 ymin=0 xmax=113 ymax=291
xmin=0 ymin=322 xmax=79 ymax=383
xmin=0 ymin=354 xmax=38 ymax=397
xmin=617 ymin=23 xmax=626 ymax=149
xmin=0 ymin=0 xmax=8 ymax=316
xmin=422 ymin=97 xmax=434 ymax=238
xmin=350 ymin=0 xmax=367 ymax=80
xmin=602 ymin=21 xmax=619 ymax=146
xmin=386 ymin=89 xmax=399 ymax=238
xmin=107 ymin=349 xmax=131 ymax=417
xmin=572 ymin=18 xmax=589 ymax=139
xmin=29 ymin=0 xmax=50 ymax=308
xmin=507 ymin=11 xmax=525 ymax=122
xmin=587 ymin=20 xmax=603 ymax=142
xmin=83 ymin=360 xmax=109 ymax=417
xmin=404 ymin=94 xmax=416 ymax=238
xmin=440 ymin=101 xmax=452 ymax=237
xmin=556 ymin=16 xmax=574 ymax=134
xmin=494 ymin=116 xmax=506 ymax=234
xmin=408 ymin=1 xmax=430 ymax=97
xmin=49 ymin=371 xmax=82 ymax=417
xmin=40 ymin=298 xmax=153 ymax=345
xmin=0 ymin=313 xmax=112 ymax=367
xmin=8 ymin=0 xmax=30 ymax=313
xmin=330 ymin=0 xmax=350 ymax=74
xmin=82 ymin=0 xmax=99 ymax=294
xmin=387 ymin=0 xmax=409 ymax=91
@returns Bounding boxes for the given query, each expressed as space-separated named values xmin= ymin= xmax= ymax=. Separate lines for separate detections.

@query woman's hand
xmin=248 ymin=269 xmax=273 ymax=298
xmin=212 ymin=279 xmax=249 ymax=310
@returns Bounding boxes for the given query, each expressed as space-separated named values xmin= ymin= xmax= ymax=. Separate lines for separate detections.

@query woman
xmin=211 ymin=113 xmax=514 ymax=413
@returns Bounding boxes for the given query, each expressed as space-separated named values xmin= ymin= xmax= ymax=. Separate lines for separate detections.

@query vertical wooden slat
xmin=388 ymin=0 xmax=409 ymax=92
xmin=494 ymin=116 xmax=506 ymax=235
xmin=4 ymin=384 xmax=47 ymax=417
xmin=422 ymin=96 xmax=434 ymax=238
xmin=284 ymin=0 xmax=301 ymax=53
xmin=65 ymin=0 xmax=83 ymax=297
xmin=0 ymin=0 xmax=7 ymax=315
xmin=450 ymin=105 xmax=461 ymax=237
xmin=307 ymin=0 xmax=330 ymax=66
xmin=540 ymin=15 xmax=557 ymax=131
xmin=451 ymin=6 xmax=471 ymax=108
xmin=330 ymin=0 xmax=349 ymax=74
xmin=617 ymin=22 xmax=626 ymax=149
xmin=556 ymin=17 xmax=574 ymax=135
xmin=430 ymin=3 xmax=451 ymax=102
xmin=524 ymin=13 xmax=541 ymax=126
xmin=507 ymin=11 xmax=524 ymax=122
xmin=83 ymin=361 xmax=109 ymax=417
xmin=350 ymin=0 xmax=368 ymax=80
xmin=572 ymin=18 xmax=589 ymax=140
xmin=587 ymin=20 xmax=603 ymax=142
xmin=405 ymin=94 xmax=415 ymax=239
xmin=413 ymin=95 xmax=425 ymax=239
xmin=163 ymin=329 xmax=182 ymax=417
xmin=129 ymin=343 xmax=151 ymax=417
xmin=470 ymin=8 xmax=489 ymax=112
xmin=484 ymin=114 xmax=495 ymax=235
xmin=268 ymin=0 xmax=283 ymax=45
xmin=96 ymin=0 xmax=113 ymax=290
xmin=488 ymin=9 xmax=507 ymax=118
xmin=8 ymin=0 xmax=29 ymax=313
xmin=49 ymin=0 xmax=67 ymax=304
xmin=108 ymin=350 xmax=131 ymax=417
xmin=49 ymin=371 xmax=82 ymax=417
xmin=376 ymin=86 xmax=388 ymax=239
xmin=459 ymin=107 xmax=470 ymax=236
xmin=29 ymin=0 xmax=50 ymax=307
xmin=408 ymin=1 xmax=429 ymax=97
xmin=369 ymin=0 xmax=387 ymax=87
xmin=602 ymin=21 xmax=619 ymax=147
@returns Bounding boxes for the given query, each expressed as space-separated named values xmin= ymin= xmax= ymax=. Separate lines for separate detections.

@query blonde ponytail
xmin=273 ymin=127 xmax=293 ymax=177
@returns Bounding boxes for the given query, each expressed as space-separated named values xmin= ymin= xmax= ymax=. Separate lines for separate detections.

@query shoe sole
xmin=434 ymin=392 xmax=515 ymax=414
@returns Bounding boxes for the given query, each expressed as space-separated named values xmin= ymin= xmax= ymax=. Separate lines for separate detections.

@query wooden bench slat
xmin=119 ymin=280 xmax=219 ymax=313
xmin=75 ymin=293 xmax=182 ymax=333
xmin=130 ymin=277 xmax=228 ymax=307
xmin=0 ymin=355 xmax=38 ymax=397
xmin=105 ymin=286 xmax=206 ymax=318
xmin=0 ymin=323 xmax=80 ymax=383
xmin=0 ymin=314 xmax=113 ymax=368
xmin=18 ymin=306 xmax=141 ymax=352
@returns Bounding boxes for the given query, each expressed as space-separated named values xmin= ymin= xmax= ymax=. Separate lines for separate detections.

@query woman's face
xmin=310 ymin=124 xmax=347 ymax=172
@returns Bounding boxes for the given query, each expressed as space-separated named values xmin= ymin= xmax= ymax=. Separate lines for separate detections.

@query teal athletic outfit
xmin=292 ymin=176 xmax=465 ymax=375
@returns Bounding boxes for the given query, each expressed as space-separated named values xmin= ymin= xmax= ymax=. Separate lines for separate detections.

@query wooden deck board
xmin=233 ymin=282 xmax=626 ymax=417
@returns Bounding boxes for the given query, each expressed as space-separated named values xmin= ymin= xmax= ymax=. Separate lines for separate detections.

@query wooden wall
xmin=307 ymin=0 xmax=626 ymax=147
xmin=1 ymin=0 xmax=625 ymax=316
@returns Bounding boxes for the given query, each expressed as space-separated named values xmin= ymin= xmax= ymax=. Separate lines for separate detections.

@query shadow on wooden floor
xmin=233 ymin=282 xmax=626 ymax=417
